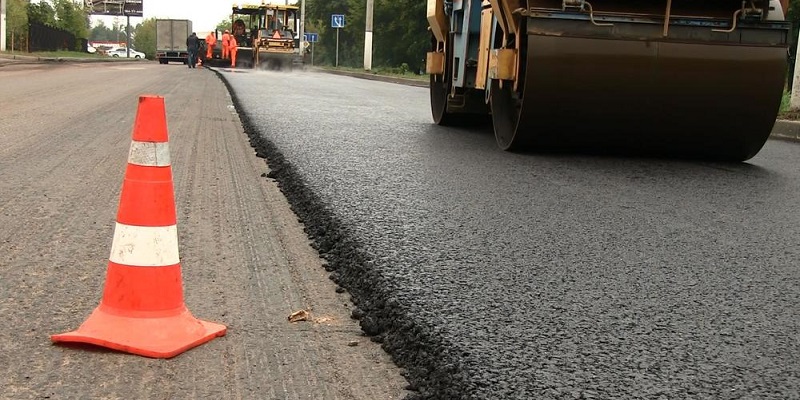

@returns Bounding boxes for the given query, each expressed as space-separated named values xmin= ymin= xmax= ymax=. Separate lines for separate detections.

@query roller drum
xmin=495 ymin=17 xmax=788 ymax=161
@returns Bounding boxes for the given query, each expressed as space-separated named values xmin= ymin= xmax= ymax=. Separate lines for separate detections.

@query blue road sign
xmin=331 ymin=14 xmax=345 ymax=28
xmin=304 ymin=33 xmax=319 ymax=43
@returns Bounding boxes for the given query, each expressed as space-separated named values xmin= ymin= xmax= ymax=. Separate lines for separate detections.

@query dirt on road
xmin=0 ymin=62 xmax=409 ymax=399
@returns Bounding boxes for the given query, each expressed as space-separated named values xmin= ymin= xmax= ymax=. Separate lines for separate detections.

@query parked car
xmin=107 ymin=48 xmax=145 ymax=59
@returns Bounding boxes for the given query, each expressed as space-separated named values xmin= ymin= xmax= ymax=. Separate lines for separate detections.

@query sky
xmin=89 ymin=0 xmax=294 ymax=33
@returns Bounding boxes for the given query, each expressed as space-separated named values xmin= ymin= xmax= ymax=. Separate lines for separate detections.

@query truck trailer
xmin=156 ymin=19 xmax=193 ymax=64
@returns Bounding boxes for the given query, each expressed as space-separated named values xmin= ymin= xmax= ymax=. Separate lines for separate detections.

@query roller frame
xmin=428 ymin=0 xmax=791 ymax=160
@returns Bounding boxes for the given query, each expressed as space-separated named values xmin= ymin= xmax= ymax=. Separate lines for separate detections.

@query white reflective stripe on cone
xmin=128 ymin=141 xmax=171 ymax=167
xmin=109 ymin=223 xmax=180 ymax=267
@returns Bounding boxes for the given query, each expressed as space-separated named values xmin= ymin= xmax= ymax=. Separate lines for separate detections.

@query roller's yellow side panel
xmin=475 ymin=6 xmax=494 ymax=89
xmin=426 ymin=51 xmax=445 ymax=75
xmin=491 ymin=0 xmax=523 ymax=36
xmin=488 ymin=49 xmax=516 ymax=81
xmin=427 ymin=0 xmax=448 ymax=43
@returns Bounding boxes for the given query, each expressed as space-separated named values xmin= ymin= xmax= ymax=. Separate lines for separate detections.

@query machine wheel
xmin=489 ymin=23 xmax=527 ymax=151
xmin=489 ymin=80 xmax=524 ymax=151
xmin=430 ymin=36 xmax=457 ymax=126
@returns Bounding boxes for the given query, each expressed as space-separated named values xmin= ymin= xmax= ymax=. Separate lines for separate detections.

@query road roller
xmin=427 ymin=0 xmax=790 ymax=160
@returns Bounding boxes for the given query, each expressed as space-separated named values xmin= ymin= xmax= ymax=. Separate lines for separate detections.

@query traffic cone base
xmin=51 ymin=305 xmax=226 ymax=358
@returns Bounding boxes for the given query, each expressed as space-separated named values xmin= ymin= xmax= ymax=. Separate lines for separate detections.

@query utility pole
xmin=299 ymin=0 xmax=305 ymax=53
xmin=363 ymin=0 xmax=373 ymax=70
xmin=791 ymin=29 xmax=800 ymax=110
xmin=126 ymin=15 xmax=130 ymax=58
xmin=1 ymin=0 xmax=7 ymax=52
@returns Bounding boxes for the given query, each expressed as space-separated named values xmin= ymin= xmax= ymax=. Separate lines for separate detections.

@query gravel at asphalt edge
xmin=210 ymin=69 xmax=476 ymax=400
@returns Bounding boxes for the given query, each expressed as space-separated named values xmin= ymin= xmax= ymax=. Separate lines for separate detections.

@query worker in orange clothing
xmin=229 ymin=34 xmax=238 ymax=68
xmin=221 ymin=29 xmax=231 ymax=60
xmin=205 ymin=31 xmax=217 ymax=59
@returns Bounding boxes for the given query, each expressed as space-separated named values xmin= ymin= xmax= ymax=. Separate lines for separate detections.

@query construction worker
xmin=229 ymin=34 xmax=238 ymax=68
xmin=221 ymin=29 xmax=231 ymax=60
xmin=205 ymin=31 xmax=217 ymax=60
xmin=186 ymin=32 xmax=199 ymax=69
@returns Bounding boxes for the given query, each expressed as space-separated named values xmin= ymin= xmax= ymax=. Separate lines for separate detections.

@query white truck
xmin=155 ymin=19 xmax=193 ymax=64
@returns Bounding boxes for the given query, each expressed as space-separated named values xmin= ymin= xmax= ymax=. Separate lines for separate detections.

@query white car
xmin=107 ymin=48 xmax=145 ymax=59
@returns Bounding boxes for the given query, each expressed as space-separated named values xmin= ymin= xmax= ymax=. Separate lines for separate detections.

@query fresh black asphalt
xmin=218 ymin=69 xmax=800 ymax=399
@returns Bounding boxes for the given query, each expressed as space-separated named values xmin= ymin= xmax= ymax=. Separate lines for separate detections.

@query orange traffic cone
xmin=51 ymin=95 xmax=226 ymax=358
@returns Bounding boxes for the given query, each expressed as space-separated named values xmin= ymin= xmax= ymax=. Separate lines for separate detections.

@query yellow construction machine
xmin=254 ymin=4 xmax=303 ymax=70
xmin=427 ymin=0 xmax=791 ymax=161
xmin=206 ymin=3 xmax=303 ymax=69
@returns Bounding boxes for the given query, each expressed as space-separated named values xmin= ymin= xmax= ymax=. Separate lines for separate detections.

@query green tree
xmin=90 ymin=20 xmax=116 ymax=41
xmin=373 ymin=0 xmax=427 ymax=72
xmin=216 ymin=18 xmax=232 ymax=32
xmin=27 ymin=1 xmax=56 ymax=26
xmin=6 ymin=0 xmax=28 ymax=51
xmin=304 ymin=0 xmax=427 ymax=71
xmin=305 ymin=0 xmax=365 ymax=67
xmin=53 ymin=0 xmax=89 ymax=40
xmin=133 ymin=18 xmax=156 ymax=59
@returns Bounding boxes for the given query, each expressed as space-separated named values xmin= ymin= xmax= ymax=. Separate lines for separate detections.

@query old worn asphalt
xmin=0 ymin=62 xmax=408 ymax=399
xmin=219 ymin=68 xmax=800 ymax=399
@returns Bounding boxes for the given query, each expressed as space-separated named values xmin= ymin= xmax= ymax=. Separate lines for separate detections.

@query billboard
xmin=85 ymin=0 xmax=143 ymax=17
xmin=123 ymin=0 xmax=142 ymax=17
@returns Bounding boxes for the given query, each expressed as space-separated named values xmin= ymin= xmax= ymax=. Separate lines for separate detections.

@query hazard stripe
xmin=108 ymin=223 xmax=180 ymax=267
xmin=128 ymin=141 xmax=171 ymax=167
xmin=117 ymin=164 xmax=176 ymax=227
xmin=101 ymin=262 xmax=184 ymax=312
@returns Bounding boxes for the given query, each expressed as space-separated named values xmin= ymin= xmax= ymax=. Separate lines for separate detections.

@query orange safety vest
xmin=221 ymin=32 xmax=231 ymax=47
xmin=206 ymin=33 xmax=217 ymax=47
xmin=229 ymin=36 xmax=238 ymax=50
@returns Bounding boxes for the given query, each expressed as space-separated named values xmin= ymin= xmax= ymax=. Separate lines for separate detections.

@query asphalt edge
xmin=208 ymin=67 xmax=475 ymax=400
xmin=771 ymin=119 xmax=800 ymax=142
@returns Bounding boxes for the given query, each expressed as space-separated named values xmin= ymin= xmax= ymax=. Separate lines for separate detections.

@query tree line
xmin=303 ymin=0 xmax=428 ymax=72
xmin=4 ymin=0 xmax=800 ymax=77
xmin=5 ymin=0 xmax=88 ymax=51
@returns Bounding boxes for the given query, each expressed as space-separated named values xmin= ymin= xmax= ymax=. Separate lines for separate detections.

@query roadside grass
xmin=778 ymin=90 xmax=800 ymax=120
